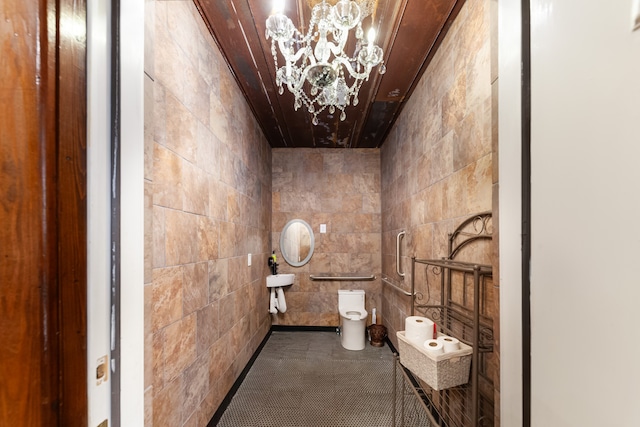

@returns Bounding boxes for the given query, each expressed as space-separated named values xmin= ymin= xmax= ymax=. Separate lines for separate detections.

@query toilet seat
xmin=339 ymin=308 xmax=367 ymax=321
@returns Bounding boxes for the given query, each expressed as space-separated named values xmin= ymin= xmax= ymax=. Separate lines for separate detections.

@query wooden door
xmin=0 ymin=0 xmax=88 ymax=425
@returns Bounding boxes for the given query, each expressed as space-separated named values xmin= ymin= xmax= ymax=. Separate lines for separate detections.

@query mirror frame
xmin=280 ymin=219 xmax=315 ymax=267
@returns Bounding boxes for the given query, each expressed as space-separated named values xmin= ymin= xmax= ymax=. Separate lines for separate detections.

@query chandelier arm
xmin=277 ymin=40 xmax=310 ymax=64
xmin=332 ymin=56 xmax=371 ymax=81
xmin=329 ymin=29 xmax=350 ymax=57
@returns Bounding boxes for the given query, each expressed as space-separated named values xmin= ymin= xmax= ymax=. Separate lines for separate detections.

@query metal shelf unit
xmin=396 ymin=212 xmax=496 ymax=427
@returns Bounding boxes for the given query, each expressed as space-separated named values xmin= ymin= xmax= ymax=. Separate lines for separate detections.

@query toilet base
xmin=340 ymin=318 xmax=366 ymax=351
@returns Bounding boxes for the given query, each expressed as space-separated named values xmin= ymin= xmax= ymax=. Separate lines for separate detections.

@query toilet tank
xmin=338 ymin=289 xmax=365 ymax=310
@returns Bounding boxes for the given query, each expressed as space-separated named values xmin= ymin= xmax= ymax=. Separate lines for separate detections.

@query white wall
xmin=87 ymin=0 xmax=112 ymax=424
xmin=500 ymin=0 xmax=640 ymax=425
xmin=498 ymin=0 xmax=523 ymax=424
xmin=119 ymin=0 xmax=145 ymax=425
xmin=530 ymin=1 xmax=640 ymax=425
xmin=87 ymin=0 xmax=145 ymax=425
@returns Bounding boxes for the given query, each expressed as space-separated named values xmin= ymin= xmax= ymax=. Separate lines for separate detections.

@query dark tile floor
xmin=214 ymin=330 xmax=431 ymax=427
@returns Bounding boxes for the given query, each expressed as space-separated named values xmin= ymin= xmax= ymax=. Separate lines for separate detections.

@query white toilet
xmin=338 ymin=289 xmax=368 ymax=351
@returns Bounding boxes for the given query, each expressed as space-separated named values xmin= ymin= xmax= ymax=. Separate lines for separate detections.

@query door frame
xmin=0 ymin=0 xmax=89 ymax=425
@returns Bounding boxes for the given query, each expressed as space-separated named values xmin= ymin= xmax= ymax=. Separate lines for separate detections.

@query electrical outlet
xmin=248 ymin=253 xmax=252 ymax=266
xmin=320 ymin=224 xmax=326 ymax=233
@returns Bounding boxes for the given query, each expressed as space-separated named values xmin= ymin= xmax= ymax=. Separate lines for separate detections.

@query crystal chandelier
xmin=265 ymin=0 xmax=386 ymax=125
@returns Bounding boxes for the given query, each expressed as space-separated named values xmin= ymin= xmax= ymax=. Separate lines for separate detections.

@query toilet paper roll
xmin=405 ymin=316 xmax=435 ymax=345
xmin=437 ymin=335 xmax=460 ymax=353
xmin=423 ymin=339 xmax=444 ymax=355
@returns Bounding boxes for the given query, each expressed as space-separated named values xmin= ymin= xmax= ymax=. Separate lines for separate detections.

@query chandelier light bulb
xmin=272 ymin=0 xmax=285 ymax=14
xmin=367 ymin=27 xmax=376 ymax=44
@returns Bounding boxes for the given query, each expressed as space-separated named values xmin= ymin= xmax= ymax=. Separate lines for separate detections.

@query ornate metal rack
xmin=396 ymin=212 xmax=495 ymax=427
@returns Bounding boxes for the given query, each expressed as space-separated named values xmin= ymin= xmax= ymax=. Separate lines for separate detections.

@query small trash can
xmin=369 ymin=324 xmax=387 ymax=347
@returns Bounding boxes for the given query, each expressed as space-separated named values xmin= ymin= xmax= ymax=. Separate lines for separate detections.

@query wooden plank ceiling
xmin=194 ymin=0 xmax=465 ymax=148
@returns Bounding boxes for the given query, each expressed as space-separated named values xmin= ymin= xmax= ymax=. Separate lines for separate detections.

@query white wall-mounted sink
xmin=266 ymin=273 xmax=295 ymax=288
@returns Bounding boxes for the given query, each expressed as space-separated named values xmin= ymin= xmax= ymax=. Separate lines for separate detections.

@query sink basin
xmin=266 ymin=273 xmax=295 ymax=288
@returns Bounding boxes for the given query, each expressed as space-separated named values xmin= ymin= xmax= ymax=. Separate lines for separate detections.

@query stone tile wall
xmin=144 ymin=1 xmax=272 ymax=425
xmin=379 ymin=0 xmax=498 ymax=422
xmin=271 ymin=148 xmax=382 ymax=326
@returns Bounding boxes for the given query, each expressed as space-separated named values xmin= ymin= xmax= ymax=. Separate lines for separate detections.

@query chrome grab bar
xmin=396 ymin=230 xmax=406 ymax=278
xmin=381 ymin=277 xmax=414 ymax=296
xmin=309 ymin=274 xmax=376 ymax=281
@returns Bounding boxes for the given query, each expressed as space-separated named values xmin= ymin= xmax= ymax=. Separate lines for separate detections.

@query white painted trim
xmin=87 ymin=0 xmax=112 ymax=424
xmin=119 ymin=0 xmax=145 ymax=424
xmin=498 ymin=0 xmax=523 ymax=425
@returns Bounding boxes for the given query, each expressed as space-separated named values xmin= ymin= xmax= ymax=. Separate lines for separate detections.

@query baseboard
xmin=207 ymin=328 xmax=272 ymax=426
xmin=271 ymin=324 xmax=338 ymax=332
xmin=385 ymin=336 xmax=398 ymax=354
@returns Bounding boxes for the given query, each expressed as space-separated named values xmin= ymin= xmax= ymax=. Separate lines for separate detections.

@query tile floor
xmin=212 ymin=330 xmax=431 ymax=427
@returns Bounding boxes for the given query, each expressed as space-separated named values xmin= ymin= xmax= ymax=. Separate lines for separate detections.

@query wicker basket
xmin=397 ymin=331 xmax=472 ymax=390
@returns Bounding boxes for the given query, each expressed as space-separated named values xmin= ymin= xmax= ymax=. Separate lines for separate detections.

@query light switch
xmin=248 ymin=253 xmax=252 ymax=266
xmin=320 ymin=224 xmax=326 ymax=233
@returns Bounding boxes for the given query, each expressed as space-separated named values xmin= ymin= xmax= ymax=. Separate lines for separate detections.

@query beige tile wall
xmin=381 ymin=0 xmax=493 ymax=348
xmin=271 ymin=148 xmax=382 ymax=327
xmin=379 ymin=0 xmax=498 ymax=422
xmin=144 ymin=1 xmax=272 ymax=425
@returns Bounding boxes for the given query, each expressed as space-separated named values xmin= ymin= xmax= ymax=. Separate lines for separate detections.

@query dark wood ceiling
xmin=194 ymin=0 xmax=465 ymax=148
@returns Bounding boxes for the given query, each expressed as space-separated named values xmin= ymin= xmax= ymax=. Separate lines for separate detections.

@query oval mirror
xmin=280 ymin=219 xmax=314 ymax=267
